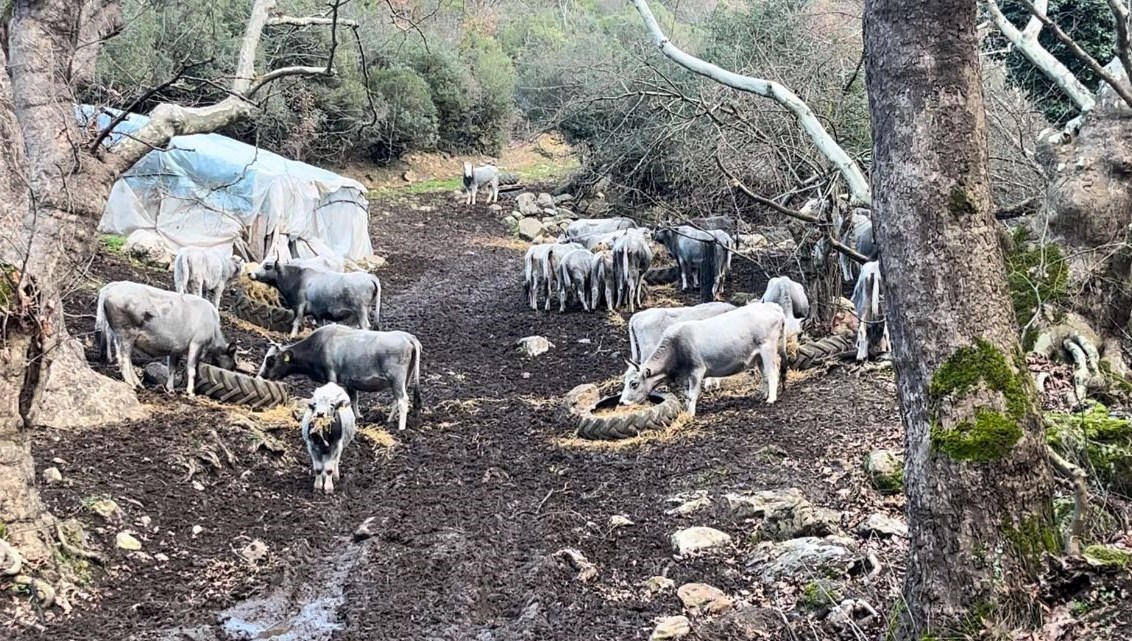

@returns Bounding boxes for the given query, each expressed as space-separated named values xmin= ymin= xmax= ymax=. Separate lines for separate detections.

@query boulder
xmin=537 ymin=193 xmax=556 ymax=209
xmin=516 ymin=192 xmax=542 ymax=217
xmin=650 ymin=616 xmax=691 ymax=641
xmin=142 ymin=362 xmax=172 ymax=387
xmin=518 ymin=217 xmax=543 ymax=241
xmin=723 ymin=488 xmax=841 ymax=540
xmin=728 ymin=292 xmax=758 ymax=306
xmin=564 ymin=383 xmax=600 ymax=417
xmin=671 ymin=526 xmax=732 ymax=555
xmin=517 ymin=336 xmax=554 ymax=358
xmin=90 ymin=498 xmax=123 ymax=522
xmin=553 ymin=193 xmax=576 ymax=205
xmin=855 ymin=513 xmax=908 ymax=538
xmin=748 ymin=536 xmax=859 ymax=583
xmin=665 ymin=496 xmax=713 ymax=516
xmin=488 ymin=204 xmax=503 ymax=213
xmin=644 ymin=575 xmax=676 ymax=594
xmin=123 ymin=229 xmax=174 ymax=269
xmin=676 ymin=583 xmax=732 ymax=616
xmin=863 ymin=449 xmax=904 ymax=494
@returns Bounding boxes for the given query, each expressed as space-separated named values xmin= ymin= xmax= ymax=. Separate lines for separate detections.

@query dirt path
xmin=17 ymin=192 xmax=903 ymax=640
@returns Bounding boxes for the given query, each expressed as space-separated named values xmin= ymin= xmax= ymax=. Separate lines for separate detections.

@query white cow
xmin=300 ymin=383 xmax=358 ymax=493
xmin=761 ymin=276 xmax=810 ymax=336
xmin=851 ymin=261 xmax=888 ymax=361
xmin=173 ymin=247 xmax=244 ymax=308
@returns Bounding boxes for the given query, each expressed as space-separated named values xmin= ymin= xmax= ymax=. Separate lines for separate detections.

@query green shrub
xmin=366 ymin=68 xmax=439 ymax=163
xmin=1005 ymin=227 xmax=1069 ymax=348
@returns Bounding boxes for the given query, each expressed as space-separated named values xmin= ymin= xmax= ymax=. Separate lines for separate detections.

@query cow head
xmin=209 ymin=342 xmax=239 ymax=371
xmin=227 ymin=255 xmax=246 ymax=279
xmin=249 ymin=262 xmax=279 ymax=285
xmin=619 ymin=359 xmax=663 ymax=406
xmin=257 ymin=343 xmax=293 ymax=380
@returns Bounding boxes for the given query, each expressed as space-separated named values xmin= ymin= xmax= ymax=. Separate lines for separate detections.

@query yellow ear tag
xmin=282 ymin=352 xmax=292 ymax=363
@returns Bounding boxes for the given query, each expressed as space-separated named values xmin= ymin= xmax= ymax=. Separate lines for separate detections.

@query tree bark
xmin=864 ymin=0 xmax=1056 ymax=637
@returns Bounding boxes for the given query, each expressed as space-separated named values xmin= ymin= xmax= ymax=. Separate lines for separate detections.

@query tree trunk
xmin=864 ymin=0 xmax=1056 ymax=637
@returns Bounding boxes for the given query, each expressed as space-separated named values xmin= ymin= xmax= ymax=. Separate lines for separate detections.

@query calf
xmin=173 ymin=247 xmax=244 ymax=307
xmin=839 ymin=211 xmax=877 ymax=282
xmin=620 ymin=302 xmax=787 ymax=416
xmin=761 ymin=276 xmax=810 ymax=336
xmin=851 ymin=261 xmax=889 ymax=361
xmin=589 ymin=250 xmax=616 ymax=311
xmin=557 ymin=248 xmax=594 ymax=312
xmin=626 ymin=302 xmax=736 ymax=390
xmin=612 ymin=230 xmax=653 ymax=312
xmin=95 ymin=281 xmax=237 ymax=394
xmin=562 ymin=217 xmax=639 ymax=243
xmin=463 ymin=162 xmax=500 ymax=205
xmin=257 ymin=324 xmax=423 ymax=429
xmin=523 ymin=242 xmax=585 ymax=311
xmin=251 ymin=263 xmax=381 ymax=338
xmin=300 ymin=383 xmax=357 ymax=493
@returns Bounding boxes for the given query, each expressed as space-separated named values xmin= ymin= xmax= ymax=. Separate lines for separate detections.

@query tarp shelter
xmin=81 ymin=105 xmax=373 ymax=263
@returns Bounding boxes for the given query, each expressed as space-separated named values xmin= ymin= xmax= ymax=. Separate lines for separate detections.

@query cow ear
xmin=624 ymin=358 xmax=638 ymax=371
xmin=282 ymin=350 xmax=293 ymax=363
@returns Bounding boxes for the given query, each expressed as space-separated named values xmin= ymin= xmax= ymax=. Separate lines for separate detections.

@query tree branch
xmin=629 ymin=0 xmax=871 ymax=207
xmin=232 ymin=0 xmax=276 ymax=95
xmin=266 ymin=16 xmax=358 ymax=28
xmin=247 ymin=65 xmax=332 ymax=97
xmin=1046 ymin=444 xmax=1087 ymax=556
xmin=985 ymin=0 xmax=1096 ymax=114
xmin=1105 ymin=0 xmax=1132 ymax=86
xmin=1017 ymin=0 xmax=1132 ymax=109
xmin=993 ymin=195 xmax=1041 ymax=220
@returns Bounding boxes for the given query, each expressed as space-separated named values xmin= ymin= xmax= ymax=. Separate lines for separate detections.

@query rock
xmin=564 ymin=383 xmax=600 ymax=417
xmin=671 ymin=526 xmax=732 ymax=555
xmin=695 ymin=606 xmax=781 ymax=639
xmin=864 ymin=449 xmax=904 ymax=495
xmin=239 ymin=539 xmax=268 ymax=565
xmin=1083 ymin=544 xmax=1132 ymax=568
xmin=140 ymin=515 xmax=152 ymax=529
xmin=122 ymin=229 xmax=174 ymax=268
xmin=856 ymin=513 xmax=908 ymax=538
xmin=825 ymin=599 xmax=880 ymax=630
xmin=537 ymin=193 xmax=556 ymax=209
xmin=650 ymin=616 xmax=691 ymax=640
xmin=517 ymin=217 xmax=543 ymax=241
xmin=142 ymin=362 xmax=171 ymax=387
xmin=800 ymin=579 xmax=845 ymax=609
xmin=723 ymin=488 xmax=841 ymax=540
xmin=554 ymin=548 xmax=598 ymax=582
xmin=115 ymin=532 xmax=142 ymax=551
xmin=749 ymin=536 xmax=858 ymax=583
xmin=517 ymin=336 xmax=554 ymax=358
xmin=11 ymin=576 xmax=55 ymax=608
xmin=739 ymin=233 xmax=769 ymax=249
xmin=401 ymin=170 xmax=415 ymax=183
xmin=644 ymin=575 xmax=676 ymax=594
xmin=553 ymin=193 xmax=575 ymax=205
xmin=541 ymin=208 xmax=557 ymax=219
xmin=728 ymin=292 xmax=758 ymax=306
xmin=665 ymin=497 xmax=713 ymax=516
xmin=610 ymin=515 xmax=634 ymax=528
xmin=42 ymin=467 xmax=63 ymax=485
xmin=191 ymin=525 xmax=203 ymax=537
xmin=677 ymin=583 xmax=732 ymax=616
xmin=154 ymin=553 xmax=169 ymax=563
xmin=90 ymin=498 xmax=122 ymax=521
xmin=488 ymin=204 xmax=503 ymax=213
xmin=516 ymin=193 xmax=542 ymax=217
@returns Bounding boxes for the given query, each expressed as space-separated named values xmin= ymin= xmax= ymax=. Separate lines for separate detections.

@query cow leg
xmin=395 ymin=385 xmax=410 ymax=431
xmin=856 ymin=319 xmax=869 ymax=362
xmin=289 ymin=303 xmax=306 ymax=339
xmin=682 ymin=371 xmax=705 ymax=418
xmin=344 ymin=388 xmax=362 ymax=422
xmin=760 ymin=342 xmax=780 ymax=404
xmin=605 ymin=283 xmax=614 ymax=311
xmin=544 ymin=271 xmax=554 ymax=312
xmin=558 ymin=276 xmax=568 ymax=313
xmin=358 ymin=303 xmax=371 ymax=331
xmin=212 ymin=286 xmax=223 ymax=308
xmin=165 ymin=355 xmax=179 ymax=393
xmin=184 ymin=343 xmax=201 ymax=396
xmin=678 ymin=257 xmax=688 ymax=290
xmin=119 ymin=338 xmax=140 ymax=389
xmin=578 ymin=282 xmax=590 ymax=312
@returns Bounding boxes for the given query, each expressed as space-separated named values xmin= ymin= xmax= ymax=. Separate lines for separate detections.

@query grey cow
xmin=265 ymin=254 xmax=347 ymax=273
xmin=653 ymin=226 xmax=733 ymax=297
xmin=761 ymin=276 xmax=810 ymax=336
xmin=589 ymin=250 xmax=617 ymax=311
xmin=839 ymin=211 xmax=877 ymax=282
xmin=851 ymin=261 xmax=889 ymax=361
xmin=300 ymin=382 xmax=357 ymax=493
xmin=95 ymin=281 xmax=237 ymax=394
xmin=620 ymin=302 xmax=787 ymax=417
xmin=557 ymin=248 xmax=594 ymax=312
xmin=612 ymin=230 xmax=653 ymax=312
xmin=561 ymin=217 xmax=639 ymax=243
xmin=625 ymin=302 xmax=736 ymax=391
xmin=251 ymin=263 xmax=382 ymax=338
xmin=523 ymin=242 xmax=585 ymax=311
xmin=173 ymin=247 xmax=244 ymax=307
xmin=462 ymin=162 xmax=500 ymax=205
xmin=258 ymin=324 xmax=423 ymax=430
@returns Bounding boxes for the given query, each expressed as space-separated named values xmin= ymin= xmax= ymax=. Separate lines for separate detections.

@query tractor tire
xmin=576 ymin=393 xmax=682 ymax=441
xmin=230 ymin=292 xmax=295 ymax=333
xmin=790 ymin=334 xmax=856 ymax=370
xmin=644 ymin=265 xmax=680 ymax=286
xmin=194 ymin=363 xmax=290 ymax=410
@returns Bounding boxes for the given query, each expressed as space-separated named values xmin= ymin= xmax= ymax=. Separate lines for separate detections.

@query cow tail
xmin=371 ymin=275 xmax=383 ymax=330
xmin=700 ymin=240 xmax=716 ymax=303
xmin=410 ymin=338 xmax=423 ymax=414
xmin=778 ymin=314 xmax=788 ymax=395
xmin=870 ymin=270 xmax=880 ymax=321
xmin=173 ymin=254 xmax=186 ymax=293
xmin=94 ymin=286 xmax=110 ymax=362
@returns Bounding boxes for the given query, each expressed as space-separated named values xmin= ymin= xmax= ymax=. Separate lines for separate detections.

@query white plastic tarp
xmin=82 ymin=105 xmax=373 ymax=263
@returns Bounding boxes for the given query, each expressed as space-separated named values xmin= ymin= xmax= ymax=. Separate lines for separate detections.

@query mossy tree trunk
xmin=864 ymin=0 xmax=1056 ymax=637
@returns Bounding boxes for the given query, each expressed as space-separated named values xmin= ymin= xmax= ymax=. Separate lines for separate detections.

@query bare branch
xmin=247 ymin=65 xmax=332 ymax=97
xmin=1017 ymin=0 xmax=1132 ymax=109
xmin=629 ymin=0 xmax=872 ymax=206
xmin=232 ymin=0 xmax=277 ymax=95
xmin=267 ymin=16 xmax=358 ymax=28
xmin=985 ymin=0 xmax=1096 ymax=114
xmin=1105 ymin=0 xmax=1132 ymax=86
xmin=994 ymin=195 xmax=1041 ymax=220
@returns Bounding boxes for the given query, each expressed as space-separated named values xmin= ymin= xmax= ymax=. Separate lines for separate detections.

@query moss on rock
xmin=929 ymin=339 xmax=1030 ymax=461
xmin=1046 ymin=404 xmax=1132 ymax=494
xmin=1082 ymin=544 xmax=1132 ymax=568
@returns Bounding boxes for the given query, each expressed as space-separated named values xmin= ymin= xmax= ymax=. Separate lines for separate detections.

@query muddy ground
xmin=10 ymin=191 xmax=913 ymax=640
